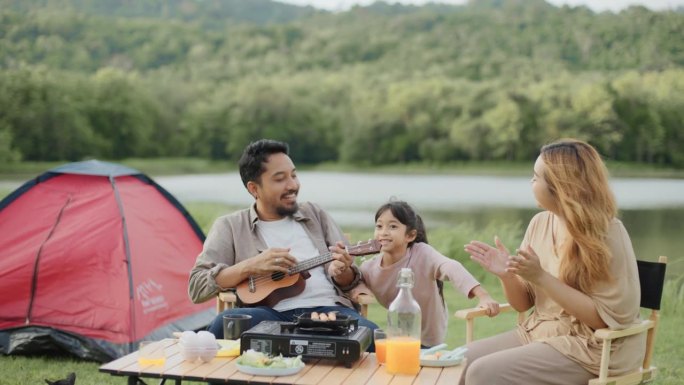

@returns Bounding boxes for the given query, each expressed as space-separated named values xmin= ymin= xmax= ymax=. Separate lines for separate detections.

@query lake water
xmin=2 ymin=172 xmax=682 ymax=275
xmin=151 ymin=172 xmax=684 ymax=276
xmin=152 ymin=171 xmax=684 ymax=212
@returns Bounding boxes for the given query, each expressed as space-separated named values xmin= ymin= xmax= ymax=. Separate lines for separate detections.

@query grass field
xmin=1 ymin=172 xmax=683 ymax=384
xmin=1 ymin=282 xmax=681 ymax=385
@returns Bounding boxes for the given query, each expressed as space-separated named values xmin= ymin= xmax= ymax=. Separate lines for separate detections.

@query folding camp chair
xmin=454 ymin=256 xmax=667 ymax=385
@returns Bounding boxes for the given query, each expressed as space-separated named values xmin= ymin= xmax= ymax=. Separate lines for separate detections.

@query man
xmin=189 ymin=139 xmax=377 ymax=340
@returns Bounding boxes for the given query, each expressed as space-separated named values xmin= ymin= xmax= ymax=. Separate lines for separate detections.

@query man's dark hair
xmin=238 ymin=139 xmax=290 ymax=187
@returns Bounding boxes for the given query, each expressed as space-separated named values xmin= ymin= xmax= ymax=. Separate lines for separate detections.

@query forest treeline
xmin=1 ymin=0 xmax=683 ymax=166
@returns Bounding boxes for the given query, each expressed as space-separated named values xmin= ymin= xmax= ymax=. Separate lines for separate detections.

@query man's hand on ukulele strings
xmin=252 ymin=248 xmax=296 ymax=275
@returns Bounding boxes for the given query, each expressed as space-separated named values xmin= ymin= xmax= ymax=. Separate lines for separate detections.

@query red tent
xmin=0 ymin=160 xmax=214 ymax=361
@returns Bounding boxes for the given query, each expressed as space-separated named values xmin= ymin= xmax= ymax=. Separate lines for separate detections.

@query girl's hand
xmin=477 ymin=295 xmax=501 ymax=317
xmin=507 ymin=245 xmax=546 ymax=284
xmin=464 ymin=236 xmax=512 ymax=278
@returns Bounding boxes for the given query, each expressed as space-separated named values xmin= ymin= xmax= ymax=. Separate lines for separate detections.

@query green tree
xmin=0 ymin=68 xmax=104 ymax=161
xmin=184 ymin=76 xmax=341 ymax=163
xmin=0 ymin=125 xmax=21 ymax=163
xmin=87 ymin=68 xmax=160 ymax=159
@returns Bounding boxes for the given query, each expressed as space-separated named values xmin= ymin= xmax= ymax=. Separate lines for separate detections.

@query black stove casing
xmin=240 ymin=321 xmax=372 ymax=368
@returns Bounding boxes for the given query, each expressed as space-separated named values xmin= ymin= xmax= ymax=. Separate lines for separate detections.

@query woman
xmin=461 ymin=139 xmax=644 ymax=385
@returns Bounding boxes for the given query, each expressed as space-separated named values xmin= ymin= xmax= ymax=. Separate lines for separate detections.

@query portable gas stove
xmin=240 ymin=314 xmax=372 ymax=368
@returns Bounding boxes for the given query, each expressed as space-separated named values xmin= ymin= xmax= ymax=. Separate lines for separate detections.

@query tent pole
xmin=26 ymin=196 xmax=71 ymax=324
xmin=110 ymin=175 xmax=137 ymax=349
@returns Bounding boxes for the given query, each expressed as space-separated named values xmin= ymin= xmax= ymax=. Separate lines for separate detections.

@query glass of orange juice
xmin=138 ymin=341 xmax=166 ymax=366
xmin=374 ymin=329 xmax=387 ymax=364
xmin=385 ymin=336 xmax=421 ymax=375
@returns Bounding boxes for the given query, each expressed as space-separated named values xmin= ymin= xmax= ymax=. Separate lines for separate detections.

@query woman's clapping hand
xmin=507 ymin=245 xmax=545 ymax=284
xmin=465 ymin=236 xmax=512 ymax=277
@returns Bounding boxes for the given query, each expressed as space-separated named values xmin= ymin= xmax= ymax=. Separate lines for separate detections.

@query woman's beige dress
xmin=517 ymin=211 xmax=646 ymax=376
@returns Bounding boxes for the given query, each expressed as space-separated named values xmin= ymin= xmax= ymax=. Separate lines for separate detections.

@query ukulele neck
xmin=289 ymin=252 xmax=333 ymax=274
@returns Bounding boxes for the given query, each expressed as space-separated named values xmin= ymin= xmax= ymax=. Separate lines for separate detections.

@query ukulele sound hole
xmin=270 ymin=271 xmax=286 ymax=281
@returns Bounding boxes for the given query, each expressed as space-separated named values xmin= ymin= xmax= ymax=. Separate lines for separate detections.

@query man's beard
xmin=276 ymin=202 xmax=299 ymax=217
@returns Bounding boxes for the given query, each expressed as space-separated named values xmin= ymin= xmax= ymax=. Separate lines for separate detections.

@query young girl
xmin=352 ymin=200 xmax=500 ymax=347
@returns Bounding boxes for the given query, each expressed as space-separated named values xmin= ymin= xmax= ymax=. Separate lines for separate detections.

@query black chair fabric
xmin=637 ymin=260 xmax=667 ymax=310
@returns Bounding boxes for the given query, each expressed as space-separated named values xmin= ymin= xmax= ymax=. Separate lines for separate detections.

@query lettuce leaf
xmin=237 ymin=349 xmax=303 ymax=369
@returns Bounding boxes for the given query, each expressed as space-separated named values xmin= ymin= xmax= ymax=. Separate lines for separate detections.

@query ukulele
xmin=235 ymin=239 xmax=380 ymax=307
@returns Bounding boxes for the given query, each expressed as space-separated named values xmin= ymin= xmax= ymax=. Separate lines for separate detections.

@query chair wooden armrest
xmin=593 ymin=320 xmax=654 ymax=341
xmin=591 ymin=318 xmax=658 ymax=384
xmin=355 ymin=292 xmax=376 ymax=318
xmin=454 ymin=303 xmax=526 ymax=344
xmin=217 ymin=291 xmax=237 ymax=313
xmin=454 ymin=303 xmax=515 ymax=319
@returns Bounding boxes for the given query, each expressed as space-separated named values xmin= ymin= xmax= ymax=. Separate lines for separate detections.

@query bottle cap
xmin=396 ymin=267 xmax=414 ymax=287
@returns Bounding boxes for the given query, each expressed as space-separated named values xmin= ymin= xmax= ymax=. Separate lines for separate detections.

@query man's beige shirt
xmin=188 ymin=201 xmax=355 ymax=308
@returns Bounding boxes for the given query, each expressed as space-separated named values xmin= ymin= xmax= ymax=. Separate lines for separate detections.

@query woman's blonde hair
xmin=540 ymin=138 xmax=616 ymax=293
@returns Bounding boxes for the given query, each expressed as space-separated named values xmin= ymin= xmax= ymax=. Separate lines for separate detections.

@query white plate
xmin=420 ymin=350 xmax=464 ymax=367
xmin=235 ymin=362 xmax=305 ymax=377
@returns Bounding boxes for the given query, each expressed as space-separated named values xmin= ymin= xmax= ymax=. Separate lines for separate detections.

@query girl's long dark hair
xmin=375 ymin=200 xmax=444 ymax=304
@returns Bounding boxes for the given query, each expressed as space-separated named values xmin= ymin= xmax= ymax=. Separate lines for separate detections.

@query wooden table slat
xmin=434 ymin=363 xmax=466 ymax=385
xmin=225 ymin=367 xmax=259 ymax=383
xmin=366 ymin=364 xmax=394 ymax=385
xmin=388 ymin=375 xmax=416 ymax=385
xmin=99 ymin=357 xmax=127 ymax=371
xmin=335 ymin=353 xmax=381 ymax=385
xmin=99 ymin=351 xmax=140 ymax=373
xmin=161 ymin=355 xmax=207 ymax=376
xmin=205 ymin=360 xmax=242 ymax=383
xmin=145 ymin=354 xmax=185 ymax=375
xmin=411 ymin=367 xmax=442 ymax=385
xmin=186 ymin=355 xmax=234 ymax=378
xmin=316 ymin=354 xmax=368 ymax=385
xmin=294 ymin=359 xmax=337 ymax=385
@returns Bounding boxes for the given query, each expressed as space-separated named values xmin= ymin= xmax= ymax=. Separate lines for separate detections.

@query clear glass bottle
xmin=385 ymin=268 xmax=421 ymax=375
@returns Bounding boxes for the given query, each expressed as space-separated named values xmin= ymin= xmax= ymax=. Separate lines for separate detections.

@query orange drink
xmin=375 ymin=339 xmax=387 ymax=364
xmin=138 ymin=341 xmax=166 ymax=366
xmin=385 ymin=337 xmax=420 ymax=375
xmin=373 ymin=328 xmax=388 ymax=364
xmin=138 ymin=357 xmax=166 ymax=366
